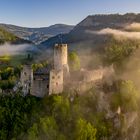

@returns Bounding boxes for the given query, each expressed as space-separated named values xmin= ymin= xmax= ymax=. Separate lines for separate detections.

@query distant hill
xmin=0 ymin=27 xmax=31 ymax=45
xmin=40 ymin=13 xmax=140 ymax=50
xmin=0 ymin=24 xmax=74 ymax=44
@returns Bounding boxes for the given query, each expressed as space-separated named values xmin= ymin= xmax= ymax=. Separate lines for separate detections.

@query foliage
xmin=0 ymin=94 xmax=40 ymax=140
xmin=74 ymin=118 xmax=97 ymax=140
xmin=27 ymin=116 xmax=65 ymax=140
xmin=32 ymin=61 xmax=48 ymax=71
xmin=0 ymin=66 xmax=21 ymax=90
xmin=104 ymin=38 xmax=140 ymax=67
xmin=28 ymin=123 xmax=39 ymax=140
xmin=110 ymin=80 xmax=140 ymax=112
xmin=69 ymin=51 xmax=80 ymax=71
xmin=0 ymin=80 xmax=138 ymax=140
xmin=0 ymin=90 xmax=112 ymax=140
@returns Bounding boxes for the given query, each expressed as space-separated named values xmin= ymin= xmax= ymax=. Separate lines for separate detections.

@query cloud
xmin=87 ymin=28 xmax=140 ymax=40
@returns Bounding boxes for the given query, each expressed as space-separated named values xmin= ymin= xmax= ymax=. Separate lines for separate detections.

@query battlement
xmin=55 ymin=44 xmax=68 ymax=48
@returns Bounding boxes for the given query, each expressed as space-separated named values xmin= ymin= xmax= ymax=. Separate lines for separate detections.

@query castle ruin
xmin=20 ymin=44 xmax=69 ymax=97
xmin=20 ymin=65 xmax=33 ymax=96
xmin=20 ymin=43 xmax=114 ymax=97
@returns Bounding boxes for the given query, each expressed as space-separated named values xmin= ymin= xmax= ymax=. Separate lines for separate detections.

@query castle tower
xmin=54 ymin=44 xmax=68 ymax=70
xmin=49 ymin=70 xmax=63 ymax=95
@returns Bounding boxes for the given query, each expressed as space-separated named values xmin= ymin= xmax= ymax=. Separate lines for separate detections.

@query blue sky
xmin=0 ymin=0 xmax=140 ymax=27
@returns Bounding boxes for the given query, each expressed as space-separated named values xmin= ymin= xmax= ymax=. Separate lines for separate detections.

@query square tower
xmin=49 ymin=69 xmax=63 ymax=95
xmin=54 ymin=44 xmax=68 ymax=70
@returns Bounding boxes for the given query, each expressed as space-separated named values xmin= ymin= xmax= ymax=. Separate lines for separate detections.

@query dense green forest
xmin=0 ymin=79 xmax=139 ymax=140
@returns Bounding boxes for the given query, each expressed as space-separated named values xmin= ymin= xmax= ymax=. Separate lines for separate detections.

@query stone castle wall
xmin=49 ymin=70 xmax=63 ymax=95
xmin=31 ymin=80 xmax=49 ymax=97
xmin=31 ymin=73 xmax=50 ymax=97
xmin=20 ymin=65 xmax=33 ymax=96
xmin=82 ymin=68 xmax=104 ymax=82
xmin=20 ymin=65 xmax=33 ymax=85
xmin=81 ymin=65 xmax=114 ymax=83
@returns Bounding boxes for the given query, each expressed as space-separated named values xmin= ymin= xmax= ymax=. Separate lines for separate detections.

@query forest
xmin=0 ymin=38 xmax=140 ymax=140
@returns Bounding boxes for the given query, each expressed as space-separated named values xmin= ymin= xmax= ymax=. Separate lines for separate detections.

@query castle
xmin=20 ymin=43 xmax=114 ymax=97
xmin=20 ymin=44 xmax=69 ymax=97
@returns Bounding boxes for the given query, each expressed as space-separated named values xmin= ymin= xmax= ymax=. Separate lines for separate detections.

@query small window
xmin=24 ymin=72 xmax=27 ymax=75
xmin=58 ymin=75 xmax=60 ymax=79
xmin=47 ymin=85 xmax=49 ymax=88
xmin=56 ymin=82 xmax=58 ymax=86
xmin=52 ymin=76 xmax=55 ymax=79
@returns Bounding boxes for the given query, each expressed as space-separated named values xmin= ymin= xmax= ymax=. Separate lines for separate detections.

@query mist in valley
xmin=0 ymin=43 xmax=37 ymax=56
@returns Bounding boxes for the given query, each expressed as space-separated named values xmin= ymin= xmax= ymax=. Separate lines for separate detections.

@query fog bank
xmin=0 ymin=43 xmax=35 ymax=56
xmin=87 ymin=28 xmax=140 ymax=40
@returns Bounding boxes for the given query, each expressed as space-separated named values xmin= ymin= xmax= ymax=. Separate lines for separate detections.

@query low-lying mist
xmin=87 ymin=28 xmax=140 ymax=40
xmin=125 ymin=22 xmax=140 ymax=30
xmin=0 ymin=43 xmax=36 ymax=56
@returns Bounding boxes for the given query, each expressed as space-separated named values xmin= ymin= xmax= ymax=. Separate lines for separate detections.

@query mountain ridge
xmin=40 ymin=13 xmax=140 ymax=49
xmin=0 ymin=23 xmax=74 ymax=44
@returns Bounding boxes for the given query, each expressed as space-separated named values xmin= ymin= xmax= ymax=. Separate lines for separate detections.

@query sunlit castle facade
xmin=20 ymin=44 xmax=69 ymax=97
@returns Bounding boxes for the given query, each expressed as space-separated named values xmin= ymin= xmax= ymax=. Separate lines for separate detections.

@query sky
xmin=0 ymin=0 xmax=140 ymax=27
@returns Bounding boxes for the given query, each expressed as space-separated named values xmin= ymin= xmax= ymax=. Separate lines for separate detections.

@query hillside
xmin=0 ymin=24 xmax=74 ymax=44
xmin=0 ymin=27 xmax=31 ymax=45
xmin=41 ymin=13 xmax=140 ymax=50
